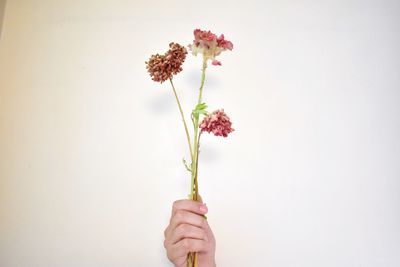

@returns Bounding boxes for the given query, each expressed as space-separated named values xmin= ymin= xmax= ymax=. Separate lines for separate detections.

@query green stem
xmin=194 ymin=132 xmax=201 ymax=201
xmin=189 ymin=57 xmax=208 ymax=200
xmin=197 ymin=59 xmax=207 ymax=105
xmin=169 ymin=78 xmax=193 ymax=162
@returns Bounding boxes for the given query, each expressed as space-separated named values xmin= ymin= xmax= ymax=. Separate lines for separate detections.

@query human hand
xmin=164 ymin=199 xmax=216 ymax=267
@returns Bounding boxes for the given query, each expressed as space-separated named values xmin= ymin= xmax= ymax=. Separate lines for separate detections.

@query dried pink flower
xmin=145 ymin=42 xmax=187 ymax=83
xmin=211 ymin=60 xmax=222 ymax=66
xmin=194 ymin=29 xmax=217 ymax=43
xmin=200 ymin=109 xmax=234 ymax=137
xmin=188 ymin=29 xmax=233 ymax=66
xmin=167 ymin=42 xmax=188 ymax=75
xmin=216 ymin=34 xmax=234 ymax=50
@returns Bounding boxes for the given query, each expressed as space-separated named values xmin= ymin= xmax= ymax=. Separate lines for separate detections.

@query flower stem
xmin=197 ymin=58 xmax=207 ymax=104
xmin=194 ymin=132 xmax=201 ymax=201
xmin=169 ymin=78 xmax=193 ymax=162
xmin=189 ymin=57 xmax=207 ymax=200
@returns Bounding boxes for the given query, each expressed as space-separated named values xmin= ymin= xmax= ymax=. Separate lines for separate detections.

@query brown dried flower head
xmin=145 ymin=42 xmax=187 ymax=83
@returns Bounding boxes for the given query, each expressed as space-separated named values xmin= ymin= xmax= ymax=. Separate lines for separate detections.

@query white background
xmin=0 ymin=0 xmax=399 ymax=266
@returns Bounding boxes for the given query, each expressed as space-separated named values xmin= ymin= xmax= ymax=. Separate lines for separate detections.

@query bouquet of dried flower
xmin=145 ymin=29 xmax=234 ymax=267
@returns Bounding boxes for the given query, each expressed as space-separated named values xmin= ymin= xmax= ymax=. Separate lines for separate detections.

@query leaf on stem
xmin=182 ymin=158 xmax=192 ymax=172
xmin=192 ymin=102 xmax=208 ymax=120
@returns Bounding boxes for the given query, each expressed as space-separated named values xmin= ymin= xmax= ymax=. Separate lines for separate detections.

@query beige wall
xmin=0 ymin=0 xmax=6 ymax=38
xmin=1 ymin=1 xmax=400 ymax=267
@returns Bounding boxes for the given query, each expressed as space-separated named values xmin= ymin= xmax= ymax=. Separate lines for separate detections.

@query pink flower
xmin=188 ymin=29 xmax=233 ymax=66
xmin=216 ymin=34 xmax=233 ymax=50
xmin=194 ymin=29 xmax=217 ymax=42
xmin=200 ymin=109 xmax=234 ymax=137
xmin=211 ymin=60 xmax=221 ymax=66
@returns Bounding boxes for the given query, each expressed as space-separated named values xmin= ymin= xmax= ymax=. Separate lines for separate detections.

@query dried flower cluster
xmin=145 ymin=42 xmax=187 ymax=83
xmin=200 ymin=109 xmax=234 ymax=137
xmin=145 ymin=29 xmax=234 ymax=267
xmin=188 ymin=29 xmax=233 ymax=66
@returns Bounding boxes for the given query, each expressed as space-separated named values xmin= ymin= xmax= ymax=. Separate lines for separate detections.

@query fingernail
xmin=199 ymin=204 xmax=208 ymax=213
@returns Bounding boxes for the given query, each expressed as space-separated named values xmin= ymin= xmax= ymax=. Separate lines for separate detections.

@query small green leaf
xmin=182 ymin=158 xmax=192 ymax=172
xmin=196 ymin=103 xmax=207 ymax=110
xmin=192 ymin=102 xmax=208 ymax=119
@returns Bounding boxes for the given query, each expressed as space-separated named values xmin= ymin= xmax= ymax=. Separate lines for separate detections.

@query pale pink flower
xmin=212 ymin=60 xmax=222 ymax=66
xmin=200 ymin=109 xmax=234 ymax=137
xmin=188 ymin=29 xmax=233 ymax=66
xmin=194 ymin=29 xmax=217 ymax=43
xmin=216 ymin=34 xmax=233 ymax=50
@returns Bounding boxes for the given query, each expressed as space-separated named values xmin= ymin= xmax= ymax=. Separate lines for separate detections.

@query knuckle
xmin=176 ymin=224 xmax=189 ymax=238
xmin=182 ymin=238 xmax=191 ymax=250
xmin=202 ymin=230 xmax=208 ymax=240
xmin=163 ymin=227 xmax=168 ymax=238
xmin=179 ymin=223 xmax=189 ymax=233
xmin=200 ymin=240 xmax=208 ymax=251
xmin=166 ymin=250 xmax=173 ymax=262
xmin=175 ymin=210 xmax=185 ymax=221
xmin=175 ymin=224 xmax=184 ymax=235
xmin=172 ymin=200 xmax=180 ymax=210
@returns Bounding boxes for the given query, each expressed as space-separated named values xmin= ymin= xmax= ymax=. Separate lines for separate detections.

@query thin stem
xmin=188 ymin=58 xmax=207 ymax=267
xmin=169 ymin=78 xmax=193 ymax=161
xmin=189 ymin=57 xmax=207 ymax=200
xmin=194 ymin=132 xmax=202 ymax=201
xmin=197 ymin=58 xmax=208 ymax=104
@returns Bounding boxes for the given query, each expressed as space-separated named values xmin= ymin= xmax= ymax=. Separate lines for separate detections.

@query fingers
xmin=164 ymin=199 xmax=216 ymax=267
xmin=165 ymin=199 xmax=209 ymax=247
xmin=169 ymin=223 xmax=207 ymax=245
xmin=171 ymin=199 xmax=208 ymax=217
xmin=170 ymin=209 xmax=206 ymax=229
xmin=203 ymin=218 xmax=215 ymax=244
xmin=169 ymin=238 xmax=209 ymax=259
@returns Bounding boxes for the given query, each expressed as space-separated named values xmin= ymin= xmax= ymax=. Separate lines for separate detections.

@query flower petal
xmin=211 ymin=60 xmax=222 ymax=66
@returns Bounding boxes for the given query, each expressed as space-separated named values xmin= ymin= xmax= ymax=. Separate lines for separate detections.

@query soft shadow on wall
xmin=0 ymin=0 xmax=6 ymax=39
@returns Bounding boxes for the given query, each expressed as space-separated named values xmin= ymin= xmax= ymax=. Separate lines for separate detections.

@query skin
xmin=164 ymin=199 xmax=216 ymax=267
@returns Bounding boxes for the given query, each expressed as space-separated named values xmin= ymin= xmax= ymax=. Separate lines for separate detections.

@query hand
xmin=164 ymin=199 xmax=216 ymax=267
